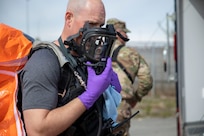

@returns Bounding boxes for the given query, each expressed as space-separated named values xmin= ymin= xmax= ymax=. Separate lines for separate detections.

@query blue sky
xmin=0 ymin=0 xmax=174 ymax=42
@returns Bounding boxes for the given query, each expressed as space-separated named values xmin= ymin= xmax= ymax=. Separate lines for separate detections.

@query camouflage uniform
xmin=107 ymin=18 xmax=153 ymax=136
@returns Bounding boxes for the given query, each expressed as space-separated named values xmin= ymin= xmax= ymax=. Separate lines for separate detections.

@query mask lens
xmin=94 ymin=36 xmax=105 ymax=60
xmin=84 ymin=35 xmax=112 ymax=62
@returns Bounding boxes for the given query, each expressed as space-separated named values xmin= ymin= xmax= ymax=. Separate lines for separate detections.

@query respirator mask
xmin=63 ymin=22 xmax=117 ymax=74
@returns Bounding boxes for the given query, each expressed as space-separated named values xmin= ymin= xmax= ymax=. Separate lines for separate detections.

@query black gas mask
xmin=62 ymin=22 xmax=117 ymax=74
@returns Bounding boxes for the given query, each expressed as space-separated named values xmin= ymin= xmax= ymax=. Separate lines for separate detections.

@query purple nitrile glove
xmin=111 ymin=71 xmax=121 ymax=93
xmin=78 ymin=58 xmax=112 ymax=109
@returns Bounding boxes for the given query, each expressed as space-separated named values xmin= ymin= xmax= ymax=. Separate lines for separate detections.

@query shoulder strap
xmin=112 ymin=45 xmax=134 ymax=84
xmin=32 ymin=41 xmax=76 ymax=96
xmin=32 ymin=40 xmax=87 ymax=89
xmin=112 ymin=45 xmax=125 ymax=62
xmin=58 ymin=37 xmax=78 ymax=69
xmin=32 ymin=41 xmax=68 ymax=67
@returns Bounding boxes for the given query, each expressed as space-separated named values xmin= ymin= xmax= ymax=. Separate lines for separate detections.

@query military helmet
xmin=106 ymin=18 xmax=131 ymax=33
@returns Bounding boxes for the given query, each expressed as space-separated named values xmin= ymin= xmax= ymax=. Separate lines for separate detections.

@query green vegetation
xmin=132 ymin=94 xmax=176 ymax=118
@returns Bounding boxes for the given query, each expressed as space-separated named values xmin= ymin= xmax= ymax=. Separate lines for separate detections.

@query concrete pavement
xmin=130 ymin=117 xmax=177 ymax=136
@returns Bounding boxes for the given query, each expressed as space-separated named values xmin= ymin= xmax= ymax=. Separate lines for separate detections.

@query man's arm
xmin=23 ymin=98 xmax=86 ymax=136
xmin=134 ymin=54 xmax=153 ymax=102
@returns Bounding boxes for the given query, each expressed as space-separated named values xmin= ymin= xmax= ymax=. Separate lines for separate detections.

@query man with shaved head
xmin=20 ymin=0 xmax=121 ymax=135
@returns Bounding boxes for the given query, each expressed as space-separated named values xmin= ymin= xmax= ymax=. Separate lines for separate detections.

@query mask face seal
xmin=64 ymin=22 xmax=117 ymax=74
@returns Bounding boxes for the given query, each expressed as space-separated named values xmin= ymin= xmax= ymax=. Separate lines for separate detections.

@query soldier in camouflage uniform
xmin=107 ymin=18 xmax=153 ymax=136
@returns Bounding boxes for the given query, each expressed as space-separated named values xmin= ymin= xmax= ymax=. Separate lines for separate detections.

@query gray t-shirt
xmin=20 ymin=48 xmax=60 ymax=111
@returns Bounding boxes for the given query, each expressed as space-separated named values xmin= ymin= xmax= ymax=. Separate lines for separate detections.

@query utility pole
xmin=166 ymin=13 xmax=171 ymax=81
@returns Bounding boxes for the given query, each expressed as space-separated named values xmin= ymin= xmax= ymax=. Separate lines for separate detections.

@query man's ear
xmin=65 ymin=11 xmax=73 ymax=27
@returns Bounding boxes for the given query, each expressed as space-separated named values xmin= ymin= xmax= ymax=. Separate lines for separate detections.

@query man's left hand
xmin=111 ymin=71 xmax=121 ymax=93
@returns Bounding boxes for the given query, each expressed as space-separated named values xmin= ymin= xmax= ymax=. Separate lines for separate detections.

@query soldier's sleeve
xmin=134 ymin=54 xmax=153 ymax=102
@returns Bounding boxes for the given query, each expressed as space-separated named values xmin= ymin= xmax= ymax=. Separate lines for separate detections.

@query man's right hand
xmin=79 ymin=58 xmax=112 ymax=109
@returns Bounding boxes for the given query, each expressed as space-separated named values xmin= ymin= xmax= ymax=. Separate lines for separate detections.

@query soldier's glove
xmin=79 ymin=58 xmax=112 ymax=109
xmin=111 ymin=71 xmax=121 ymax=93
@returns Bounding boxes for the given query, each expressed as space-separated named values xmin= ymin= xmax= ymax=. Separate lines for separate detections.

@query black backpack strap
xmin=57 ymin=63 xmax=73 ymax=99
xmin=112 ymin=45 xmax=124 ymax=62
xmin=58 ymin=37 xmax=87 ymax=88
xmin=112 ymin=45 xmax=134 ymax=84
xmin=58 ymin=37 xmax=78 ymax=68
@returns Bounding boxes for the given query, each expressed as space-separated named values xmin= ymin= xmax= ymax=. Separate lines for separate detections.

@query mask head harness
xmin=63 ymin=22 xmax=117 ymax=74
xmin=116 ymin=31 xmax=130 ymax=42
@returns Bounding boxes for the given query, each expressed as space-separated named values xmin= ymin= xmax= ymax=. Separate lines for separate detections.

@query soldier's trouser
xmin=116 ymin=100 xmax=132 ymax=136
